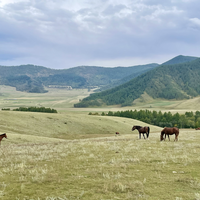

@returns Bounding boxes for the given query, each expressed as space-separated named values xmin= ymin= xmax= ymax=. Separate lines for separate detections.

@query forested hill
xmin=74 ymin=58 xmax=200 ymax=107
xmin=0 ymin=55 xmax=198 ymax=93
xmin=0 ymin=65 xmax=55 ymax=93
xmin=162 ymin=55 xmax=198 ymax=65
xmin=0 ymin=63 xmax=158 ymax=93
xmin=41 ymin=63 xmax=158 ymax=89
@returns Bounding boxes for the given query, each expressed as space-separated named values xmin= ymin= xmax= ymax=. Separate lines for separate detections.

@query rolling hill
xmin=74 ymin=57 xmax=200 ymax=107
xmin=0 ymin=63 xmax=158 ymax=93
xmin=0 ymin=55 xmax=198 ymax=94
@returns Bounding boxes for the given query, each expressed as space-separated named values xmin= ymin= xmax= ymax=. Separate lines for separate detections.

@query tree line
xmin=12 ymin=107 xmax=57 ymax=113
xmin=100 ymin=110 xmax=200 ymax=128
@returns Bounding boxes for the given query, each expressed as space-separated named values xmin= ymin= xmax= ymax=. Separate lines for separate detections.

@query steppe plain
xmin=0 ymin=86 xmax=200 ymax=200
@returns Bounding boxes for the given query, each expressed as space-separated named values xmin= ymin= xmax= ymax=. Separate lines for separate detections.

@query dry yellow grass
xmin=0 ymin=86 xmax=200 ymax=199
xmin=0 ymin=110 xmax=161 ymax=141
xmin=1 ymin=129 xmax=200 ymax=199
xmin=1 ymin=85 xmax=200 ymax=114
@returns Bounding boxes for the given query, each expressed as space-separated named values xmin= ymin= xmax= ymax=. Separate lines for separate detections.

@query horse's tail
xmin=147 ymin=126 xmax=150 ymax=138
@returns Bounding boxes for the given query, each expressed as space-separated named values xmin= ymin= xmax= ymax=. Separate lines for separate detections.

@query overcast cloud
xmin=0 ymin=0 xmax=200 ymax=69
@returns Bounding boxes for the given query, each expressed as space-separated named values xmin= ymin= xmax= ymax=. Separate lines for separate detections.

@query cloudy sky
xmin=0 ymin=0 xmax=200 ymax=69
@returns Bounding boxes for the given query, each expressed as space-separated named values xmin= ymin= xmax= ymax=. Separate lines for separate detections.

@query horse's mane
xmin=135 ymin=126 xmax=142 ymax=129
xmin=0 ymin=133 xmax=6 ymax=136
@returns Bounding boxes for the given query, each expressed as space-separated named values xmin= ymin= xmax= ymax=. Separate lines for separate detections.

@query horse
xmin=160 ymin=127 xmax=179 ymax=141
xmin=115 ymin=132 xmax=120 ymax=136
xmin=132 ymin=126 xmax=150 ymax=139
xmin=195 ymin=127 xmax=200 ymax=130
xmin=0 ymin=133 xmax=7 ymax=145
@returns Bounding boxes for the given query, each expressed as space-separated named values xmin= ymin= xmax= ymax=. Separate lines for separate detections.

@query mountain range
xmin=74 ymin=55 xmax=200 ymax=107
xmin=0 ymin=63 xmax=158 ymax=93
xmin=0 ymin=55 xmax=199 ymax=107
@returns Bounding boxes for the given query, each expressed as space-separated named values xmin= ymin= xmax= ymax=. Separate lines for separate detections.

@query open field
xmin=0 ymin=111 xmax=162 ymax=140
xmin=1 ymin=129 xmax=200 ymax=199
xmin=1 ymin=86 xmax=200 ymax=199
xmin=1 ymin=85 xmax=200 ymax=114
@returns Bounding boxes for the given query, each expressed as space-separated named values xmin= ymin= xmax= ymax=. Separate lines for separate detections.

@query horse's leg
xmin=139 ymin=133 xmax=141 ymax=139
xmin=147 ymin=127 xmax=150 ymax=138
xmin=168 ymin=135 xmax=170 ymax=141
xmin=143 ymin=133 xmax=146 ymax=139
xmin=146 ymin=132 xmax=148 ymax=139
xmin=174 ymin=134 xmax=178 ymax=141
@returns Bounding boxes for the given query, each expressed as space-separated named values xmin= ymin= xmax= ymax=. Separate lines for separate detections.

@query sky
xmin=0 ymin=0 xmax=200 ymax=69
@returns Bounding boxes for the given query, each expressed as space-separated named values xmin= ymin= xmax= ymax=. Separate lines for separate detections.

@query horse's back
xmin=173 ymin=127 xmax=179 ymax=134
xmin=162 ymin=127 xmax=179 ymax=134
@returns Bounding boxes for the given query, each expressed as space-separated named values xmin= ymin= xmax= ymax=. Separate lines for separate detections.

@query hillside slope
xmin=74 ymin=58 xmax=200 ymax=107
xmin=96 ymin=64 xmax=158 ymax=92
xmin=162 ymin=55 xmax=198 ymax=65
xmin=0 ymin=111 xmax=162 ymax=141
xmin=0 ymin=65 xmax=54 ymax=93
xmin=0 ymin=64 xmax=158 ymax=92
xmin=0 ymin=55 xmax=198 ymax=93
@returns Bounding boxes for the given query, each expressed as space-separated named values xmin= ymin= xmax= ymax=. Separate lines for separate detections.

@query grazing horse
xmin=196 ymin=127 xmax=200 ymax=130
xmin=132 ymin=126 xmax=150 ymax=139
xmin=160 ymin=127 xmax=179 ymax=141
xmin=115 ymin=132 xmax=120 ymax=136
xmin=0 ymin=133 xmax=7 ymax=145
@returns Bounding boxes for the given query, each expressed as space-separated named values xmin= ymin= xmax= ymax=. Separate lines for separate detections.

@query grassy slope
xmin=0 ymin=111 xmax=161 ymax=141
xmin=76 ymin=58 xmax=200 ymax=107
xmin=0 ymin=85 xmax=92 ymax=110
xmin=1 ymin=129 xmax=200 ymax=199
xmin=1 ymin=87 xmax=200 ymax=199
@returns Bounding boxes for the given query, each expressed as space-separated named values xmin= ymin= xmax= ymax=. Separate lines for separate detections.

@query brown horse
xmin=115 ymin=132 xmax=120 ymax=135
xmin=132 ymin=125 xmax=150 ymax=139
xmin=0 ymin=133 xmax=7 ymax=145
xmin=160 ymin=127 xmax=179 ymax=141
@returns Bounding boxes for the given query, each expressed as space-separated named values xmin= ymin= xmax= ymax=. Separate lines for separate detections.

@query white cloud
xmin=0 ymin=0 xmax=200 ymax=68
xmin=190 ymin=17 xmax=200 ymax=28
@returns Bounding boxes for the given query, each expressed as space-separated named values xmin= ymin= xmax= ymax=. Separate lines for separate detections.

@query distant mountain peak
xmin=74 ymin=57 xmax=200 ymax=107
xmin=162 ymin=55 xmax=199 ymax=65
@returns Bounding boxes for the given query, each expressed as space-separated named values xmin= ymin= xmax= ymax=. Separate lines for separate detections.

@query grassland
xmin=0 ymin=86 xmax=200 ymax=199
xmin=1 ymin=129 xmax=200 ymax=200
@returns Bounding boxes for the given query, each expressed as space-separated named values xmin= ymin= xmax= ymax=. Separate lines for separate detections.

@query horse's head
xmin=160 ymin=134 xmax=164 ymax=141
xmin=4 ymin=133 xmax=7 ymax=139
xmin=132 ymin=126 xmax=136 ymax=131
xmin=160 ymin=129 xmax=165 ymax=141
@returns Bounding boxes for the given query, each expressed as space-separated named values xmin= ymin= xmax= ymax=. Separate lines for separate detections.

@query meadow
xmin=0 ymin=86 xmax=200 ymax=199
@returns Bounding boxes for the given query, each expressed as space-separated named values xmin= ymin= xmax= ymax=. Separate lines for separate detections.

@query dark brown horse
xmin=0 ymin=133 xmax=7 ymax=145
xmin=160 ymin=127 xmax=179 ymax=141
xmin=132 ymin=126 xmax=150 ymax=139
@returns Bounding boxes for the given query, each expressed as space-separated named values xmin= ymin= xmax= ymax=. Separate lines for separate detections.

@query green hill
xmin=0 ymin=55 xmax=198 ymax=94
xmin=162 ymin=55 xmax=198 ymax=65
xmin=40 ymin=64 xmax=158 ymax=89
xmin=0 ymin=65 xmax=54 ymax=93
xmin=74 ymin=58 xmax=200 ymax=107
xmin=0 ymin=64 xmax=158 ymax=93
xmin=0 ymin=110 xmax=161 ymax=141
xmin=95 ymin=64 xmax=158 ymax=91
